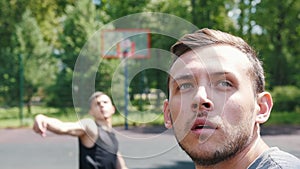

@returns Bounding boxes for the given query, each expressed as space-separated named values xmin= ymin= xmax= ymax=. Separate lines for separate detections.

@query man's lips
xmin=191 ymin=118 xmax=218 ymax=131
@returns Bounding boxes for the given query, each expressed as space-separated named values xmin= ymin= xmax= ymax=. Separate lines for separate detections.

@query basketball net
xmin=116 ymin=39 xmax=136 ymax=58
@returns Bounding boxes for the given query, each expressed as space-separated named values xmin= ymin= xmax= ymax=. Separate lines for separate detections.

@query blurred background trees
xmin=0 ymin=0 xmax=299 ymax=116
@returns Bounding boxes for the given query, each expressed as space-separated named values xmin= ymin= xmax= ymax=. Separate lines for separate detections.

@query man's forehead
xmin=169 ymin=45 xmax=251 ymax=77
xmin=95 ymin=95 xmax=111 ymax=102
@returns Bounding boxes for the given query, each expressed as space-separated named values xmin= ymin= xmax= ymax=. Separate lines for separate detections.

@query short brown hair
xmin=168 ymin=28 xmax=265 ymax=97
xmin=88 ymin=91 xmax=105 ymax=107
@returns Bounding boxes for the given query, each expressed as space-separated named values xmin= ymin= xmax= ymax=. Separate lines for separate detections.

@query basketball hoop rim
xmin=101 ymin=28 xmax=151 ymax=59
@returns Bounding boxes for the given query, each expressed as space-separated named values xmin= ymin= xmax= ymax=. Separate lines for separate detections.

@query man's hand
xmin=33 ymin=114 xmax=48 ymax=137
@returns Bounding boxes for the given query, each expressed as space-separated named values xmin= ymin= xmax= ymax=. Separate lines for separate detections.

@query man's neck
xmin=95 ymin=119 xmax=112 ymax=130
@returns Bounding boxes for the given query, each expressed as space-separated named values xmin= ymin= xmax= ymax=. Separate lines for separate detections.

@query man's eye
xmin=218 ymin=80 xmax=233 ymax=87
xmin=178 ymin=83 xmax=194 ymax=90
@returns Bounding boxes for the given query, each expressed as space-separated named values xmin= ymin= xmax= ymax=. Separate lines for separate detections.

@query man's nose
xmin=97 ymin=102 xmax=103 ymax=107
xmin=191 ymin=86 xmax=214 ymax=112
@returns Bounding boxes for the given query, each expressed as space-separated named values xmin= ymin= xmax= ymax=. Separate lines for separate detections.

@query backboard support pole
xmin=123 ymin=50 xmax=129 ymax=130
xmin=101 ymin=29 xmax=151 ymax=130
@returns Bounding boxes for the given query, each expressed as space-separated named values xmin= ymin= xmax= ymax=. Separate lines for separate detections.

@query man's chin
xmin=179 ymin=142 xmax=226 ymax=166
xmin=178 ymin=133 xmax=250 ymax=166
xmin=103 ymin=113 xmax=113 ymax=119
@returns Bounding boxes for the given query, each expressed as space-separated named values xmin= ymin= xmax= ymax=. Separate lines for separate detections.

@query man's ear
xmin=163 ymin=99 xmax=172 ymax=129
xmin=256 ymin=92 xmax=273 ymax=124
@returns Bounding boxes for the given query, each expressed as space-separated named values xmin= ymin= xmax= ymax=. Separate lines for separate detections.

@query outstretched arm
xmin=33 ymin=114 xmax=87 ymax=137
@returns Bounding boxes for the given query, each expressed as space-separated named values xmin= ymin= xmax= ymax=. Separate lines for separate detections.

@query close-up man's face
xmin=90 ymin=94 xmax=115 ymax=119
xmin=163 ymin=44 xmax=261 ymax=165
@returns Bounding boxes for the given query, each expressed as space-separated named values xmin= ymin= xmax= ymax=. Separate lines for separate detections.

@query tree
xmin=253 ymin=0 xmax=300 ymax=87
xmin=190 ymin=0 xmax=235 ymax=31
xmin=13 ymin=9 xmax=56 ymax=114
xmin=46 ymin=0 xmax=98 ymax=108
xmin=0 ymin=0 xmax=63 ymax=107
xmin=0 ymin=0 xmax=29 ymax=106
xmin=46 ymin=0 xmax=120 ymax=110
xmin=99 ymin=0 xmax=150 ymax=26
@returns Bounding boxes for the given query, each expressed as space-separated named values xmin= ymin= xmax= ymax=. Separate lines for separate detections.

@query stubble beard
xmin=177 ymin=125 xmax=252 ymax=166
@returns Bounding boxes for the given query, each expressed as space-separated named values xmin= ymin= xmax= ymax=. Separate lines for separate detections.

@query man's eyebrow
xmin=209 ymin=71 xmax=230 ymax=76
xmin=209 ymin=71 xmax=240 ymax=78
xmin=170 ymin=74 xmax=194 ymax=84
xmin=169 ymin=71 xmax=235 ymax=85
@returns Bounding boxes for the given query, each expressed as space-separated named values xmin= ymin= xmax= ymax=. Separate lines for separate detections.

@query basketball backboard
xmin=101 ymin=29 xmax=151 ymax=59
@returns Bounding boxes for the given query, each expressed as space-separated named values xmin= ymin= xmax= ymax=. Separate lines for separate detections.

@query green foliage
xmin=58 ymin=0 xmax=99 ymax=70
xmin=253 ymin=0 xmax=300 ymax=87
xmin=14 ymin=9 xmax=55 ymax=86
xmin=0 ymin=106 xmax=163 ymax=128
xmin=46 ymin=0 xmax=103 ymax=108
xmin=0 ymin=106 xmax=78 ymax=128
xmin=271 ymin=86 xmax=300 ymax=112
xmin=0 ymin=0 xmax=29 ymax=106
xmin=99 ymin=0 xmax=150 ymax=25
xmin=0 ymin=0 xmax=60 ymax=107
xmin=12 ymin=9 xmax=57 ymax=115
xmin=190 ymin=0 xmax=235 ymax=31
xmin=96 ymin=59 xmax=121 ymax=96
xmin=145 ymin=0 xmax=191 ymax=21
xmin=27 ymin=0 xmax=62 ymax=45
xmin=46 ymin=68 xmax=73 ymax=107
xmin=265 ymin=112 xmax=300 ymax=126
xmin=0 ymin=0 xmax=299 ymax=120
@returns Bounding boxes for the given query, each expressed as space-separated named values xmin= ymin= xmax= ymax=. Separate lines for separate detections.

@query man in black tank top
xmin=79 ymin=124 xmax=119 ymax=169
xmin=33 ymin=92 xmax=128 ymax=169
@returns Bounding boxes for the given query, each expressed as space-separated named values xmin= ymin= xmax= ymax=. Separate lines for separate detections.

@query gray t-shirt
xmin=248 ymin=147 xmax=300 ymax=169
